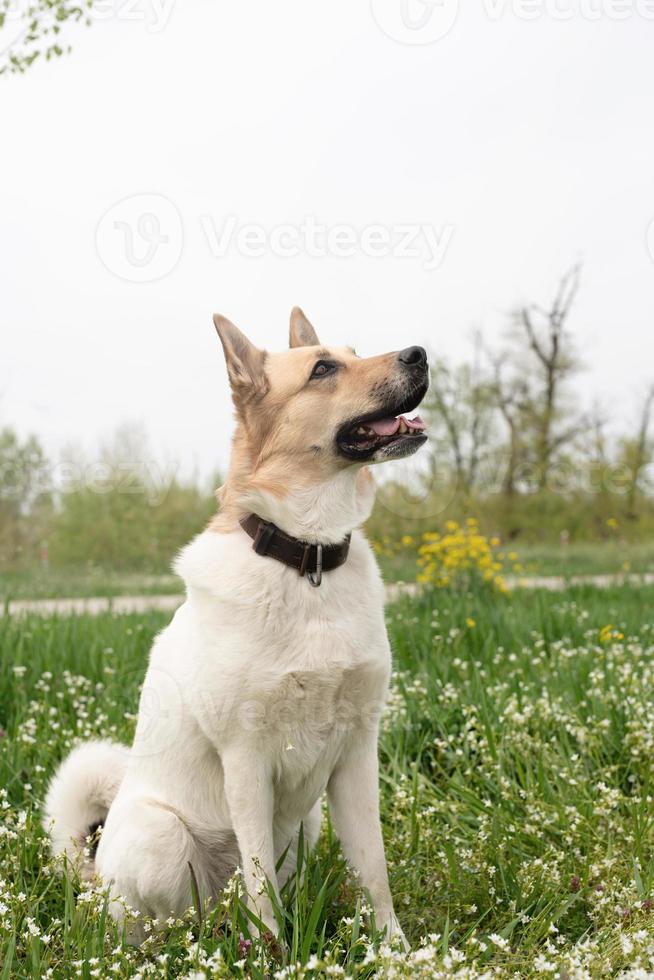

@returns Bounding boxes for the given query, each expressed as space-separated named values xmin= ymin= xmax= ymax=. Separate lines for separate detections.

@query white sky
xmin=2 ymin=0 xmax=654 ymax=481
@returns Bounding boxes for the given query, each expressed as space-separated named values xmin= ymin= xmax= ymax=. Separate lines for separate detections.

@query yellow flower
xmin=417 ymin=521 xmax=513 ymax=596
xmin=607 ymin=518 xmax=618 ymax=529
xmin=401 ymin=535 xmax=414 ymax=547
xmin=466 ymin=617 xmax=476 ymax=629
xmin=599 ymin=624 xmax=624 ymax=644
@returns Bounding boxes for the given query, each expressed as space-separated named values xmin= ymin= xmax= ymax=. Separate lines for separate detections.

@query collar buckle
xmin=307 ymin=544 xmax=323 ymax=588
xmin=239 ymin=513 xmax=349 ymax=587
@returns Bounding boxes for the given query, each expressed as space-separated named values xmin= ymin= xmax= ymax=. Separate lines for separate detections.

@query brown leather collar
xmin=239 ymin=513 xmax=351 ymax=587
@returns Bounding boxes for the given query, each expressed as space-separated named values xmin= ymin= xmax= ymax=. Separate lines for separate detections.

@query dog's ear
xmin=213 ymin=315 xmax=267 ymax=405
xmin=289 ymin=307 xmax=320 ymax=348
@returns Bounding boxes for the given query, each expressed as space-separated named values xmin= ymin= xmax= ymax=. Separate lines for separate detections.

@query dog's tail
xmin=43 ymin=740 xmax=128 ymax=878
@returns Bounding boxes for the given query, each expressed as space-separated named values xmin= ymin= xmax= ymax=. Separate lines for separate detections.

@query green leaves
xmin=0 ymin=0 xmax=84 ymax=75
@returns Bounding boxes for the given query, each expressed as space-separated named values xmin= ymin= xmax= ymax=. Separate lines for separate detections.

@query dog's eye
xmin=310 ymin=360 xmax=337 ymax=380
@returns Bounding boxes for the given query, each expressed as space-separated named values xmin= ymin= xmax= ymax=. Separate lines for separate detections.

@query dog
xmin=44 ymin=308 xmax=429 ymax=947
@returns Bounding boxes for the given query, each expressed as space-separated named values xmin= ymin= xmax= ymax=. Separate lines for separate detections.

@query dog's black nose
xmin=398 ymin=346 xmax=428 ymax=369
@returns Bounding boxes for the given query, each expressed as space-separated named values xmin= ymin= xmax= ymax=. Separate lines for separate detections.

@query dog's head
xmin=214 ymin=308 xmax=429 ymax=492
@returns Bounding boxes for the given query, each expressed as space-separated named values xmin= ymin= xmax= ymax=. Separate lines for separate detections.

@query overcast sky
xmin=2 ymin=0 xmax=654 ymax=481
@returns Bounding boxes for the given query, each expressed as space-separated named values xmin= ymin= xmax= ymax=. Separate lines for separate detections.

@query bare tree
xmin=570 ymin=404 xmax=610 ymax=498
xmin=621 ymin=385 xmax=654 ymax=519
xmin=512 ymin=264 xmax=589 ymax=490
xmin=424 ymin=334 xmax=496 ymax=494
xmin=488 ymin=354 xmax=531 ymax=498
xmin=0 ymin=426 xmax=51 ymax=567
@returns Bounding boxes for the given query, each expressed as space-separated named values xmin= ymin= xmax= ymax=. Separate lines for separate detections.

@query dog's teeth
xmin=356 ymin=426 xmax=367 ymax=435
xmin=398 ymin=419 xmax=409 ymax=434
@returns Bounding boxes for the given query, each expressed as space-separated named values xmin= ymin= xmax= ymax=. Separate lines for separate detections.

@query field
xmin=2 ymin=582 xmax=654 ymax=977
xmin=375 ymin=539 xmax=654 ymax=586
xmin=3 ymin=539 xmax=654 ymax=606
xmin=0 ymin=569 xmax=182 ymax=604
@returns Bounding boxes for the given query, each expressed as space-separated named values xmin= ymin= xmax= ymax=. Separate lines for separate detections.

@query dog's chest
xmin=260 ymin=658 xmax=386 ymax=811
xmin=215 ymin=610 xmax=388 ymax=799
xmin=175 ymin=527 xmax=390 ymax=790
xmin=233 ymin=612 xmax=388 ymax=723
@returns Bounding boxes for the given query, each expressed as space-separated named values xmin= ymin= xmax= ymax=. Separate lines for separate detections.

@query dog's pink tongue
xmin=369 ymin=417 xmax=401 ymax=436
xmin=368 ymin=415 xmax=426 ymax=435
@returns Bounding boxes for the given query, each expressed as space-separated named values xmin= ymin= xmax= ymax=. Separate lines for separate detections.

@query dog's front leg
xmin=222 ymin=747 xmax=280 ymax=938
xmin=327 ymin=733 xmax=408 ymax=950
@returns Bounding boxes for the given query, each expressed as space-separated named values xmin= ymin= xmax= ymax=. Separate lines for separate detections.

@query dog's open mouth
xmin=337 ymin=392 xmax=429 ymax=462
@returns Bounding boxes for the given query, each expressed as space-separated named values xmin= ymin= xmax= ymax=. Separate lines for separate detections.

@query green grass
xmin=0 ymin=568 xmax=182 ymax=603
xmin=511 ymin=539 xmax=654 ymax=577
xmin=4 ymin=539 xmax=654 ymax=602
xmin=2 ymin=584 xmax=654 ymax=976
xmin=377 ymin=539 xmax=654 ymax=584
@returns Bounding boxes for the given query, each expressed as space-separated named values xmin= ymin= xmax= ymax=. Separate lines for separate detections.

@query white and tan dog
xmin=44 ymin=308 xmax=429 ymax=946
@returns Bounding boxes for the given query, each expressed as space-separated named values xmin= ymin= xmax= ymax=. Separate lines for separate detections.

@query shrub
xmin=417 ymin=518 xmax=511 ymax=594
